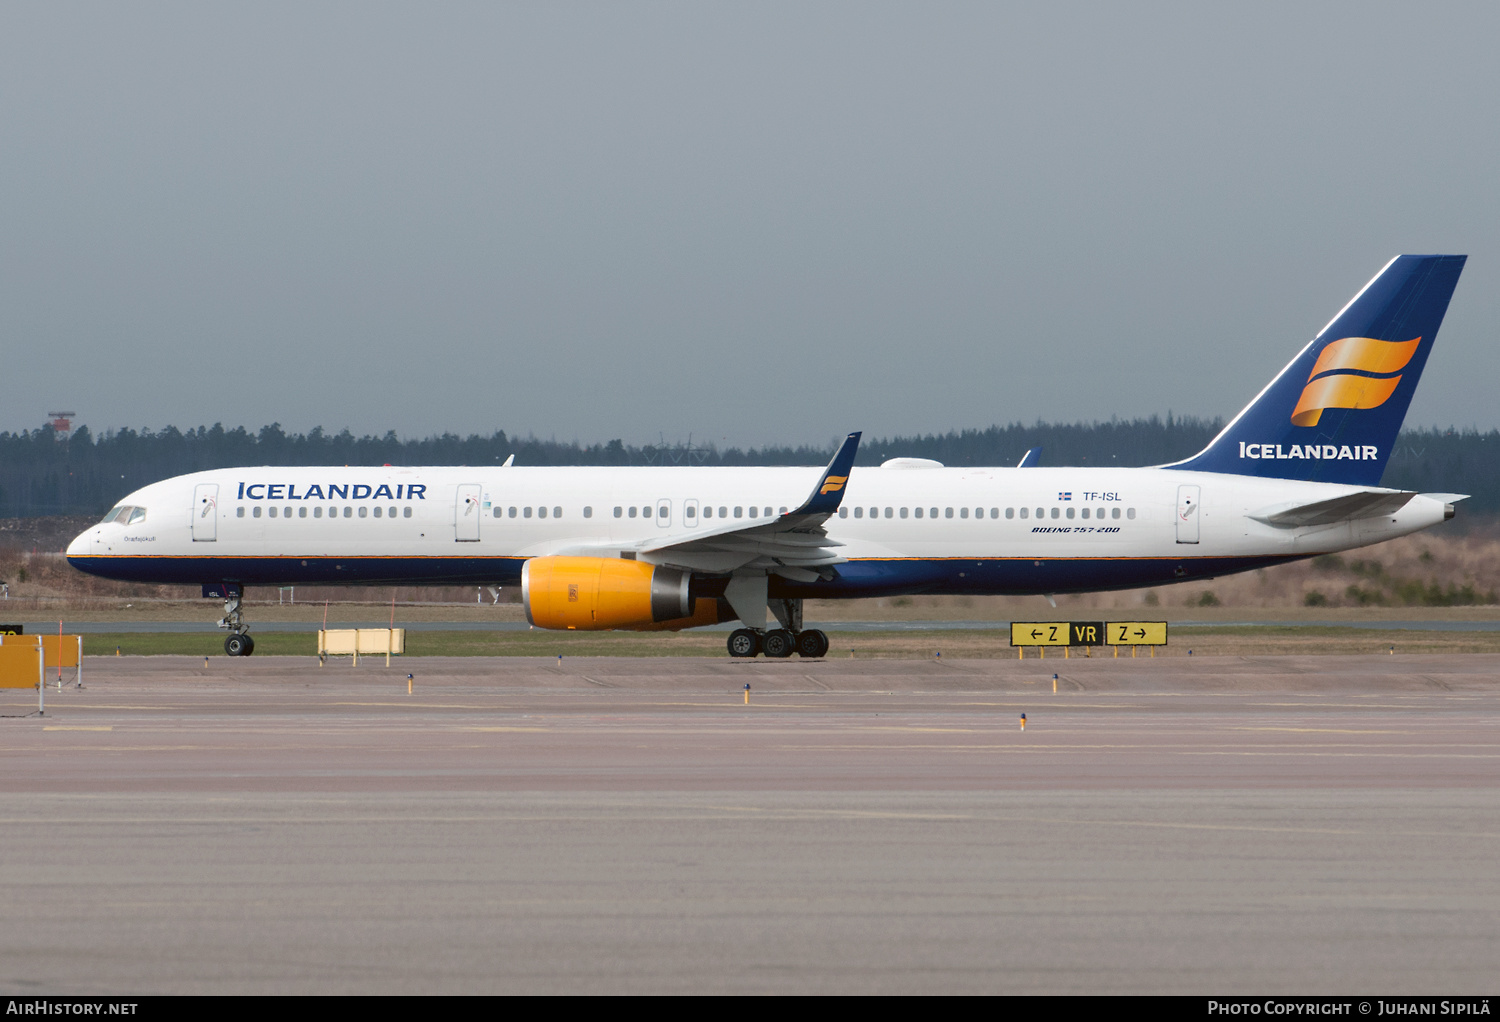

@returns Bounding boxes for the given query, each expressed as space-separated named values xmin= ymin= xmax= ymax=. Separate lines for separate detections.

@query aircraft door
xmin=656 ymin=499 xmax=671 ymax=527
xmin=456 ymin=483 xmax=482 ymax=542
xmin=683 ymin=498 xmax=699 ymax=528
xmin=1176 ymin=484 xmax=1200 ymax=544
xmin=192 ymin=483 xmax=218 ymax=542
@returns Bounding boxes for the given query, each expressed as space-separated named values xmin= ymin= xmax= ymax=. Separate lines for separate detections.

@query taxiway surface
xmin=3 ymin=655 xmax=1498 ymax=994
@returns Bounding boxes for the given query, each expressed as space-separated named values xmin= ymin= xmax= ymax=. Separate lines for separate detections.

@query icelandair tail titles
xmin=67 ymin=254 xmax=1470 ymax=658
xmin=1239 ymin=443 xmax=1379 ymax=461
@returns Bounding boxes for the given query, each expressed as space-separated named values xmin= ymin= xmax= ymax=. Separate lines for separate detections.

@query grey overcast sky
xmin=2 ymin=2 xmax=1497 ymax=448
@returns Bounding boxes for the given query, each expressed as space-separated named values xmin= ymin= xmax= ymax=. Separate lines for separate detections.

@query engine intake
xmin=523 ymin=556 xmax=712 ymax=630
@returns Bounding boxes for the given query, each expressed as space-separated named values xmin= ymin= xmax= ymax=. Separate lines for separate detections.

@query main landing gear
xmin=727 ymin=627 xmax=830 ymax=659
xmin=217 ymin=588 xmax=255 ymax=656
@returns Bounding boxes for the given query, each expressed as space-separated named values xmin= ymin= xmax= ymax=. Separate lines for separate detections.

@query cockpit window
xmin=101 ymin=506 xmax=126 ymax=524
xmin=127 ymin=508 xmax=147 ymax=525
xmin=104 ymin=505 xmax=147 ymax=525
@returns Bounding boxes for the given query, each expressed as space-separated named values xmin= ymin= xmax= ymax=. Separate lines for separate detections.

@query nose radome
xmin=66 ymin=531 xmax=92 ymax=558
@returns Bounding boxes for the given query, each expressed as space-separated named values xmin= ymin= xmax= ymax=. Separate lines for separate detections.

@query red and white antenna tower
xmin=47 ymin=411 xmax=76 ymax=439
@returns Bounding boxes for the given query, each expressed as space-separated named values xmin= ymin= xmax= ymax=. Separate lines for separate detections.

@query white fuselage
xmin=66 ymin=463 xmax=1451 ymax=600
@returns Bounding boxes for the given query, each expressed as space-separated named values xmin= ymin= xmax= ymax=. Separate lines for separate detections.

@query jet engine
xmin=521 ymin=556 xmax=722 ymax=631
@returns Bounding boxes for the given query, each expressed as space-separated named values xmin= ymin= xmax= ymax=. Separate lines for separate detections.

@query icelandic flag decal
xmin=1057 ymin=491 xmax=1072 ymax=501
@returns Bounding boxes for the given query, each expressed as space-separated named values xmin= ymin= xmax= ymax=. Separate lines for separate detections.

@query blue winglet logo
xmin=789 ymin=432 xmax=862 ymax=517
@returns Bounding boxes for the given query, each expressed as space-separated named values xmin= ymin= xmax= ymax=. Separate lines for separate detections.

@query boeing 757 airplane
xmin=67 ymin=255 xmax=1468 ymax=657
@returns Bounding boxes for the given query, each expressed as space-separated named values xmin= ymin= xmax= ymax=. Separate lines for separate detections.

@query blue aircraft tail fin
xmin=1169 ymin=255 xmax=1466 ymax=485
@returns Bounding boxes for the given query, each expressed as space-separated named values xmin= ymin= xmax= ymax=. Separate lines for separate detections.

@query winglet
xmin=786 ymin=432 xmax=861 ymax=517
xmin=1017 ymin=446 xmax=1042 ymax=468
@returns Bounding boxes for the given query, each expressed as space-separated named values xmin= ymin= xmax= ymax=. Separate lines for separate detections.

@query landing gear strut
xmin=217 ymin=587 xmax=255 ymax=656
xmin=722 ymin=590 xmax=829 ymax=658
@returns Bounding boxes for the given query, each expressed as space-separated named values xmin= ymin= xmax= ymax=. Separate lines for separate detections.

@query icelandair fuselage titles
xmin=68 ymin=255 xmax=1469 ymax=658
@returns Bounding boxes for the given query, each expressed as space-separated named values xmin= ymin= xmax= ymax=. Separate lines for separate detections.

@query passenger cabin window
xmin=913 ymin=508 xmax=922 ymax=519
xmin=538 ymin=507 xmax=547 ymax=519
xmin=300 ymin=507 xmax=308 ymax=518
xmin=1066 ymin=507 xmax=1075 ymax=519
xmin=1019 ymin=508 xmax=1028 ymax=519
xmin=718 ymin=506 xmax=727 ymax=517
xmin=1006 ymin=508 xmax=1015 ymax=519
xmin=945 ymin=508 xmax=954 ymax=519
xmin=374 ymin=507 xmax=382 ymax=518
xmin=838 ymin=508 xmax=848 ymax=518
xmin=734 ymin=506 xmax=742 ymax=518
xmin=344 ymin=507 xmax=353 ymax=518
xmin=524 ymin=507 xmax=533 ymax=518
xmin=404 ymin=507 xmax=412 ymax=518
xmin=749 ymin=507 xmax=757 ymax=518
xmin=584 ymin=507 xmax=593 ymax=518
xmin=1112 ymin=507 xmax=1121 ymax=519
xmin=960 ymin=508 xmax=969 ymax=519
xmin=899 ymin=508 xmax=908 ymax=519
xmin=854 ymin=507 xmax=863 ymax=519
xmin=642 ymin=506 xmax=651 ymax=518
xmin=237 ymin=507 xmax=246 ymax=518
xmin=628 ymin=507 xmax=637 ymax=518
xmin=358 ymin=507 xmax=368 ymax=518
xmin=554 ymin=506 xmax=562 ymax=518
xmin=314 ymin=507 xmax=322 ymax=518
xmin=253 ymin=507 xmax=262 ymax=518
xmin=686 ymin=505 xmax=696 ymax=518
xmin=1127 ymin=508 xmax=1136 ymax=519
xmin=269 ymin=507 xmax=278 ymax=519
xmin=1050 ymin=507 xmax=1060 ymax=519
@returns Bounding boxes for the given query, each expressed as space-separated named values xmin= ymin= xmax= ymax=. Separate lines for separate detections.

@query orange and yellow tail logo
xmin=820 ymin=475 xmax=847 ymax=495
xmin=1290 ymin=336 xmax=1420 ymax=427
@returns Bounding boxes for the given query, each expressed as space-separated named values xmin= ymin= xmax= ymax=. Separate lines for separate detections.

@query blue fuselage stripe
xmin=65 ymin=553 xmax=1297 ymax=596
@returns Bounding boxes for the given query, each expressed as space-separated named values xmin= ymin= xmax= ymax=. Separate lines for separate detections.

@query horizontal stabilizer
xmin=1249 ymin=490 xmax=1416 ymax=528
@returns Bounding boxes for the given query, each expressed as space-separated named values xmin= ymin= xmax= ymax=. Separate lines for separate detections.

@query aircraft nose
xmin=65 ymin=530 xmax=92 ymax=558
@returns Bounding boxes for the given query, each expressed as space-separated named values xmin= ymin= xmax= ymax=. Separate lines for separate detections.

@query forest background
xmin=0 ymin=417 xmax=1488 ymax=520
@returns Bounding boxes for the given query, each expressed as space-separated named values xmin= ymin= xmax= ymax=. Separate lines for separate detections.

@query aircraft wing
xmin=635 ymin=432 xmax=861 ymax=580
xmin=1248 ymin=489 xmax=1418 ymax=528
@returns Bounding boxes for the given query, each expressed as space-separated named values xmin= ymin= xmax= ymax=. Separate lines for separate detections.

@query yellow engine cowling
xmin=521 ymin=556 xmax=722 ymax=631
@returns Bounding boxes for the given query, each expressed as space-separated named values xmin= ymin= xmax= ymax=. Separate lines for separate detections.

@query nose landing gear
xmin=216 ymin=587 xmax=255 ymax=656
xmin=224 ymin=632 xmax=255 ymax=656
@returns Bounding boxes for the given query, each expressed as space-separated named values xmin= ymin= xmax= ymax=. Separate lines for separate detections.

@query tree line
xmin=0 ymin=418 xmax=1491 ymax=518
